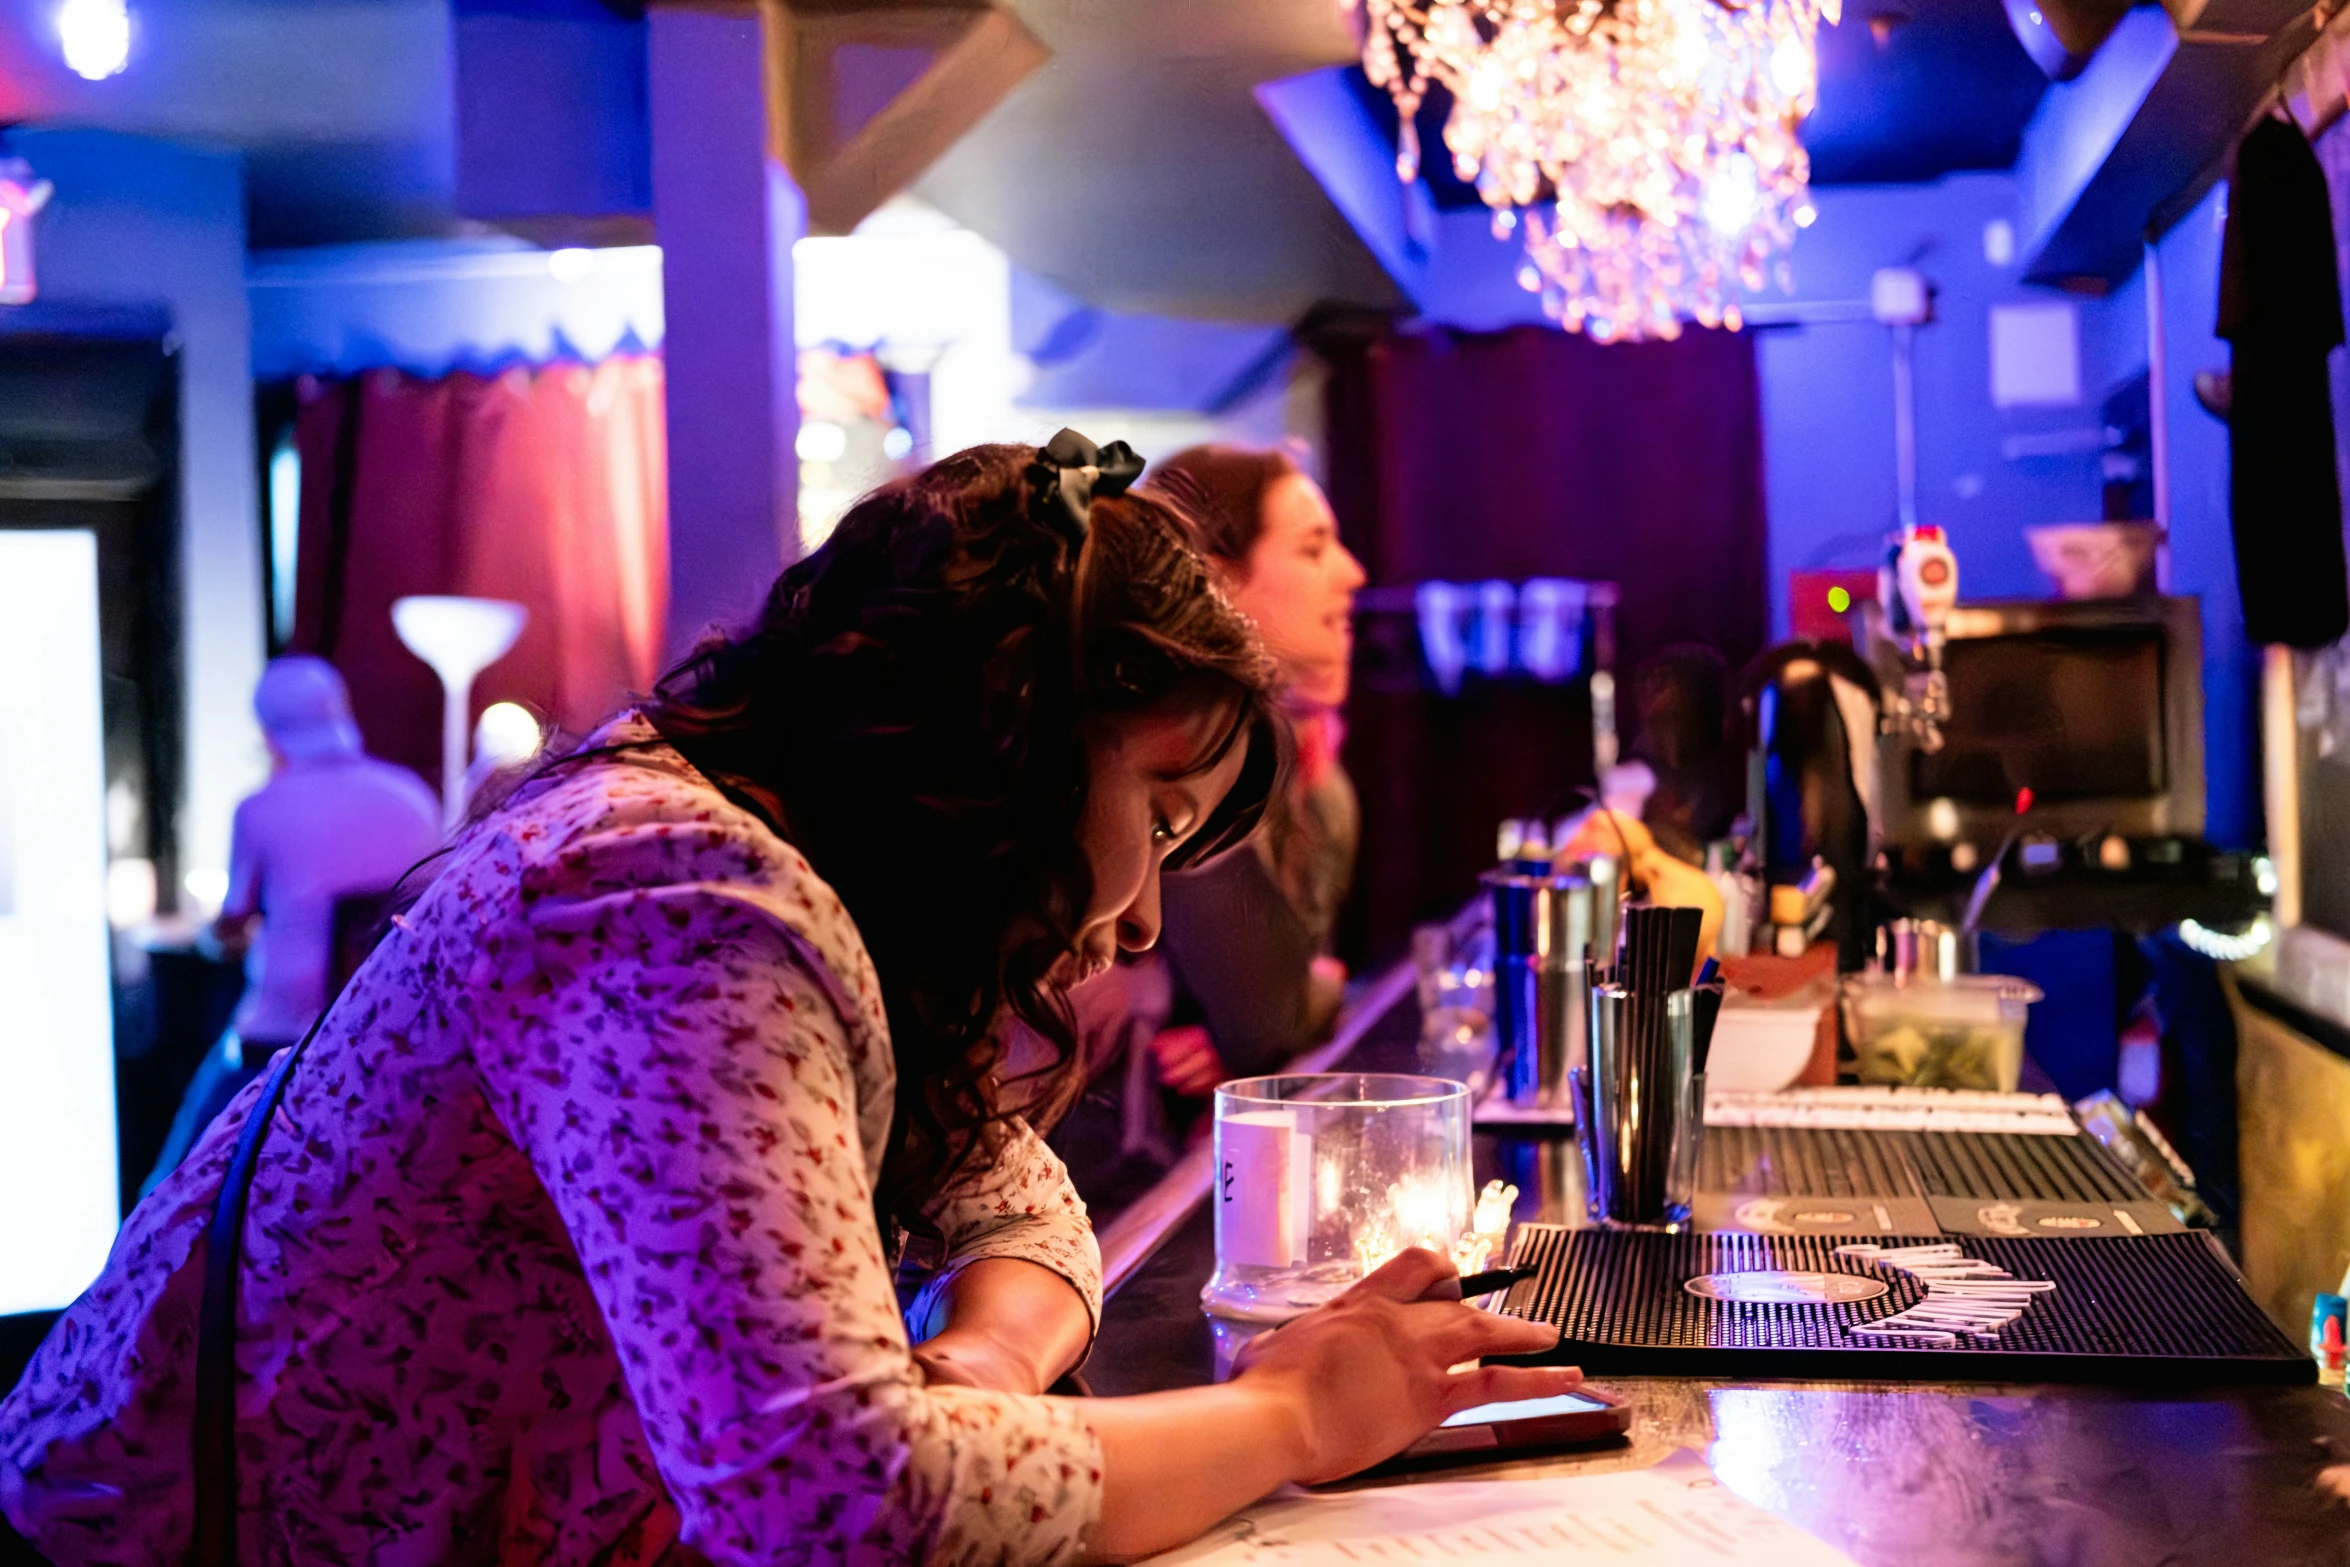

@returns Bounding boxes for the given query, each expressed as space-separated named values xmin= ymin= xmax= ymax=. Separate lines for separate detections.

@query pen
xmin=1266 ymin=1262 xmax=1542 ymax=1335
xmin=1452 ymin=1263 xmax=1538 ymax=1300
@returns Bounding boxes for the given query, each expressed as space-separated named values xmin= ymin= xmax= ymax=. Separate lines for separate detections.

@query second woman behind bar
xmin=1135 ymin=444 xmax=1369 ymax=1096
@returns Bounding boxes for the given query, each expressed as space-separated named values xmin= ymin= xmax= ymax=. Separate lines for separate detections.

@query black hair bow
xmin=1034 ymin=428 xmax=1145 ymax=542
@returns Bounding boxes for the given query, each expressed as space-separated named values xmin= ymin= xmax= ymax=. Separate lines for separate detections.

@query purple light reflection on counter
xmin=1705 ymin=1385 xmax=2305 ymax=1562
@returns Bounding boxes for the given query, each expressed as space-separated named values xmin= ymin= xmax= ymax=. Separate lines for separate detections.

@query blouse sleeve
xmin=907 ymin=1120 xmax=1104 ymax=1346
xmin=467 ymin=817 xmax=1104 ymax=1567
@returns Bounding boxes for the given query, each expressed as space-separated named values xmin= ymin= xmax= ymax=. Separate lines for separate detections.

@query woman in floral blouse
xmin=0 ymin=439 xmax=1576 ymax=1565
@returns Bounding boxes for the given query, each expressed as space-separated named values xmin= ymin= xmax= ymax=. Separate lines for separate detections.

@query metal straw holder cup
xmin=1482 ymin=869 xmax=1599 ymax=1108
xmin=1574 ymin=984 xmax=1704 ymax=1226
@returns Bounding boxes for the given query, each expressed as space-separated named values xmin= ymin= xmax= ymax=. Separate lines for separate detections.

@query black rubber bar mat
xmin=1498 ymin=1225 xmax=2313 ymax=1386
xmin=1700 ymin=1124 xmax=2145 ymax=1202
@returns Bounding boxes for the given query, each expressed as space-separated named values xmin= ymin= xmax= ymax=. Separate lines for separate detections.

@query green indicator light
xmin=1827 ymin=586 xmax=1852 ymax=613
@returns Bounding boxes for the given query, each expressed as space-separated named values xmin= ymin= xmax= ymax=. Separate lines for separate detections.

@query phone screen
xmin=1439 ymin=1392 xmax=1613 ymax=1428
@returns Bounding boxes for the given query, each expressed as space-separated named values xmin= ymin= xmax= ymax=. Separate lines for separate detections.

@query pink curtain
xmin=290 ymin=356 xmax=669 ymax=786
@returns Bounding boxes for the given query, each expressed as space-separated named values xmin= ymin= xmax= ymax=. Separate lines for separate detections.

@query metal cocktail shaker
xmin=1481 ymin=869 xmax=1603 ymax=1108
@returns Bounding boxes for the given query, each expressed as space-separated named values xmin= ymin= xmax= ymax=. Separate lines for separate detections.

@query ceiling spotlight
xmin=58 ymin=0 xmax=130 ymax=81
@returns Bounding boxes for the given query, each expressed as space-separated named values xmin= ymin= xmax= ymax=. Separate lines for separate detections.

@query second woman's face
xmin=1058 ymin=701 xmax=1252 ymax=988
xmin=1226 ymin=474 xmax=1366 ymax=709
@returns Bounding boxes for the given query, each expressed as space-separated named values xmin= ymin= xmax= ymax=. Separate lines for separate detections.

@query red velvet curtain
xmin=289 ymin=356 xmax=669 ymax=786
xmin=1318 ymin=321 xmax=1769 ymax=963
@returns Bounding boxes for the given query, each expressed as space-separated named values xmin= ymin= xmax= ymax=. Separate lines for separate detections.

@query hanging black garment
xmin=2218 ymin=114 xmax=2348 ymax=648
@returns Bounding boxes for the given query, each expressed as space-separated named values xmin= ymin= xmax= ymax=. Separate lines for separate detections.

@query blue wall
xmin=1754 ymin=171 xmax=2255 ymax=846
xmin=453 ymin=0 xmax=651 ymax=226
xmin=1759 ymin=174 xmax=2104 ymax=625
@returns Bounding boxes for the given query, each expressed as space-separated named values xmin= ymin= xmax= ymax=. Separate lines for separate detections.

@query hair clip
xmin=1034 ymin=428 xmax=1145 ymax=542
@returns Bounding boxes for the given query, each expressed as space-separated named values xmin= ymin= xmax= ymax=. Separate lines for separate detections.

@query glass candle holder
xmin=1202 ymin=1073 xmax=1472 ymax=1324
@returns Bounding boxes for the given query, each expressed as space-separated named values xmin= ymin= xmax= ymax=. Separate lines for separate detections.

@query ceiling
xmin=0 ymin=0 xmax=457 ymax=247
xmin=0 ymin=0 xmax=2054 ymax=311
xmin=1802 ymin=0 xmax=2049 ymax=183
xmin=909 ymin=0 xmax=1402 ymax=320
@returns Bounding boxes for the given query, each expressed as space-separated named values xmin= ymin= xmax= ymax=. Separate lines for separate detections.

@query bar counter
xmin=1085 ymin=966 xmax=2350 ymax=1565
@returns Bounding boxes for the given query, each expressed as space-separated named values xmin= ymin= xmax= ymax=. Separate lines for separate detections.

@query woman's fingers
xmin=1420 ymin=1302 xmax=1565 ymax=1366
xmin=1344 ymin=1247 xmax=1457 ymax=1304
xmin=1438 ymin=1361 xmax=1587 ymax=1419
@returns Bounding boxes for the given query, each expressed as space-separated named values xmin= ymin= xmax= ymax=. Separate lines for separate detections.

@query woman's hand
xmin=1554 ymin=808 xmax=1723 ymax=975
xmin=1148 ymin=1024 xmax=1228 ymax=1097
xmin=1228 ymin=1248 xmax=1581 ymax=1484
xmin=1083 ymin=1249 xmax=1579 ymax=1558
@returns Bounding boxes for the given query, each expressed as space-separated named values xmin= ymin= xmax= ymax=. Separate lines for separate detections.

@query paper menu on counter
xmin=1144 ymin=1451 xmax=1859 ymax=1565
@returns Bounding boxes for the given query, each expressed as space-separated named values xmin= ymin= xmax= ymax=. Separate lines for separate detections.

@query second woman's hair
xmin=1144 ymin=444 xmax=1301 ymax=570
xmin=644 ymin=443 xmax=1284 ymax=1229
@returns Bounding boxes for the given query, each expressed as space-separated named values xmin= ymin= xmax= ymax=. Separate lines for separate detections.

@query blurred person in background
xmin=1547 ymin=646 xmax=1740 ymax=970
xmin=1620 ymin=644 xmax=1738 ymax=869
xmin=1132 ymin=445 xmax=1367 ymax=1098
xmin=140 ymin=654 xmax=440 ymax=1193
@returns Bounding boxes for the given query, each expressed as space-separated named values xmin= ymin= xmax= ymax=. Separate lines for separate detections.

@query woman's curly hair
xmin=643 ymin=443 xmax=1283 ymax=1232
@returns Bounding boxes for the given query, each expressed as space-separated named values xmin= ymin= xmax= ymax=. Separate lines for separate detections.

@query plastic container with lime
xmin=1839 ymin=972 xmax=2043 ymax=1092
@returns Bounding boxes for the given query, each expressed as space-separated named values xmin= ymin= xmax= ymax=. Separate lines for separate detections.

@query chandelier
xmin=1352 ymin=0 xmax=1837 ymax=342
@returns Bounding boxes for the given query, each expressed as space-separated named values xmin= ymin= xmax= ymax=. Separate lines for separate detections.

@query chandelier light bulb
xmin=1772 ymin=33 xmax=1816 ymax=96
xmin=1674 ymin=25 xmax=1709 ymax=74
xmin=1702 ymin=157 xmax=1761 ymax=236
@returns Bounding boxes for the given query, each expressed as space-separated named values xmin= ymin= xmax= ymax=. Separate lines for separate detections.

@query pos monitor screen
xmin=1873 ymin=596 xmax=2203 ymax=848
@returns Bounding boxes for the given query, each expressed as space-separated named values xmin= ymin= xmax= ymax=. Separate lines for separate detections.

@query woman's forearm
xmin=1079 ymin=1381 xmax=1307 ymax=1562
xmin=915 ymin=1256 xmax=1094 ymax=1393
xmin=916 ymin=1262 xmax=1305 ymax=1557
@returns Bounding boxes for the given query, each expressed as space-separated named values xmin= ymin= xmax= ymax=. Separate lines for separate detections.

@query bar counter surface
xmin=1086 ymin=973 xmax=2350 ymax=1566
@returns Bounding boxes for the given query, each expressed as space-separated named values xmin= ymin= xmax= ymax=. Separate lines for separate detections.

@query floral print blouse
xmin=0 ymin=717 xmax=1106 ymax=1566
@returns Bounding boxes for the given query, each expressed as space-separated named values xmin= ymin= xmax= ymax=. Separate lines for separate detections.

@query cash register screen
xmin=1911 ymin=624 xmax=2168 ymax=804
xmin=0 ymin=531 xmax=120 ymax=1315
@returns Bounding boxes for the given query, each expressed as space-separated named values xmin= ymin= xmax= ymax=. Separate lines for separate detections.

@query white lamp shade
xmin=391 ymin=595 xmax=528 ymax=831
xmin=392 ymin=596 xmax=528 ymax=689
